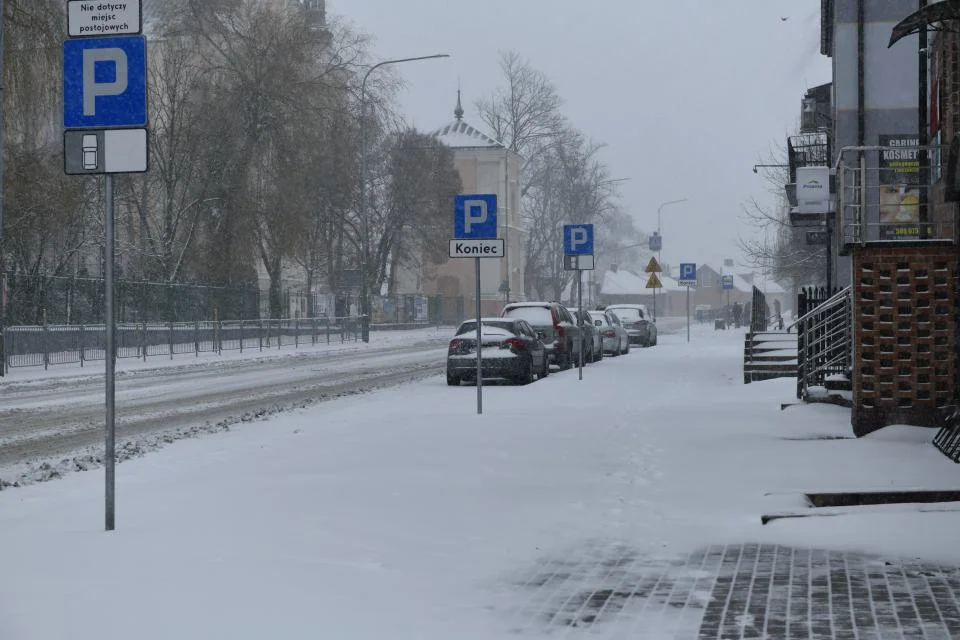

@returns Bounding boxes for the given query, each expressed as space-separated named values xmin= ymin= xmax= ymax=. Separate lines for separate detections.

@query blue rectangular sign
xmin=454 ymin=194 xmax=498 ymax=239
xmin=64 ymin=35 xmax=148 ymax=129
xmin=721 ymin=275 xmax=734 ymax=290
xmin=648 ymin=232 xmax=661 ymax=252
xmin=563 ymin=224 xmax=594 ymax=256
xmin=679 ymin=263 xmax=697 ymax=281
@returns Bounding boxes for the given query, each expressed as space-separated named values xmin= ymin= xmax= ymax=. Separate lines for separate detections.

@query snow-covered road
xmin=0 ymin=329 xmax=450 ymax=477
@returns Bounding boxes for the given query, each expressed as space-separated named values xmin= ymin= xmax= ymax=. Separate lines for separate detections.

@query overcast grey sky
xmin=334 ymin=0 xmax=830 ymax=273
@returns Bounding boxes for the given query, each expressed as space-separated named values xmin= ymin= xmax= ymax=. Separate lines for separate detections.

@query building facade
xmin=424 ymin=97 xmax=527 ymax=319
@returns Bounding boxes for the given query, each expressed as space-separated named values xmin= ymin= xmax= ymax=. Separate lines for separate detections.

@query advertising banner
xmin=878 ymin=134 xmax=922 ymax=240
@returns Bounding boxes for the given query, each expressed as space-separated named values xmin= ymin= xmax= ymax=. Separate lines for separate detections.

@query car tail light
xmin=502 ymin=337 xmax=524 ymax=350
xmin=602 ymin=329 xmax=615 ymax=338
xmin=553 ymin=311 xmax=565 ymax=338
xmin=449 ymin=339 xmax=464 ymax=350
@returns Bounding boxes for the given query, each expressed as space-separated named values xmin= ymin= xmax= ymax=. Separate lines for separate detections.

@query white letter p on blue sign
xmin=563 ymin=224 xmax=594 ymax=256
xmin=83 ymin=48 xmax=128 ymax=116
xmin=454 ymin=194 xmax=498 ymax=239
xmin=463 ymin=199 xmax=488 ymax=234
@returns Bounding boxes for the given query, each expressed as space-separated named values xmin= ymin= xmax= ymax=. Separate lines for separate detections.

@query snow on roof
xmin=432 ymin=119 xmax=503 ymax=149
xmin=601 ymin=269 xmax=684 ymax=295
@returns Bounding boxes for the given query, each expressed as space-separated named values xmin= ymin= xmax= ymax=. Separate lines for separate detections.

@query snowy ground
xmin=2 ymin=321 xmax=959 ymax=639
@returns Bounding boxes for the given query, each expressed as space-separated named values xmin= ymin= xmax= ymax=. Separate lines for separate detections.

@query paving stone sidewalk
xmin=508 ymin=543 xmax=960 ymax=639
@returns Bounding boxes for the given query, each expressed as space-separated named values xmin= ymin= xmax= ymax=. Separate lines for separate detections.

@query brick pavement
xmin=506 ymin=543 xmax=960 ymax=639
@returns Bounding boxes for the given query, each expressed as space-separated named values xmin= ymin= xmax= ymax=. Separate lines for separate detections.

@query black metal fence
xmin=750 ymin=286 xmax=769 ymax=332
xmin=2 ymin=316 xmax=368 ymax=371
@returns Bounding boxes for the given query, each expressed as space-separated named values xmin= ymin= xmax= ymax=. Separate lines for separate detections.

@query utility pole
xmin=0 ymin=0 xmax=6 ymax=377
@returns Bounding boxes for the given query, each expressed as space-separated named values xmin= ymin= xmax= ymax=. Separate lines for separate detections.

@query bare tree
xmin=2 ymin=0 xmax=90 ymax=296
xmin=374 ymin=131 xmax=461 ymax=296
xmin=171 ymin=0 xmax=367 ymax=317
xmin=283 ymin=94 xmax=357 ymax=316
xmin=475 ymin=51 xmax=566 ymax=155
xmin=522 ymin=127 xmax=620 ymax=300
xmin=115 ymin=33 xmax=224 ymax=283
xmin=740 ymin=142 xmax=824 ymax=288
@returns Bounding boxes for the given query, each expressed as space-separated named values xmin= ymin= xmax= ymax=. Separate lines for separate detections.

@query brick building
xmin=819 ymin=2 xmax=960 ymax=435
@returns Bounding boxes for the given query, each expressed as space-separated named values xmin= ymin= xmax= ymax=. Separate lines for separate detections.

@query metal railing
xmin=788 ymin=286 xmax=852 ymax=400
xmin=1 ymin=316 xmax=376 ymax=371
xmin=749 ymin=286 xmax=768 ymax=332
xmin=835 ymin=144 xmax=956 ymax=247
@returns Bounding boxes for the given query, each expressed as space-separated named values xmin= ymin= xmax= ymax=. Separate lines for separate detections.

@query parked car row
xmin=446 ymin=301 xmax=656 ymax=386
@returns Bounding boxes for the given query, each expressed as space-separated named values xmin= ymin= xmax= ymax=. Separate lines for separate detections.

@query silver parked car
xmin=588 ymin=309 xmax=630 ymax=356
xmin=605 ymin=303 xmax=658 ymax=347
xmin=500 ymin=301 xmax=581 ymax=370
xmin=569 ymin=307 xmax=603 ymax=364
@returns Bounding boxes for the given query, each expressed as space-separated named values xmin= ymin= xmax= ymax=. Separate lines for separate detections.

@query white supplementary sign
xmin=449 ymin=239 xmax=504 ymax=258
xmin=64 ymin=128 xmax=148 ymax=174
xmin=68 ymin=1 xmax=142 ymax=37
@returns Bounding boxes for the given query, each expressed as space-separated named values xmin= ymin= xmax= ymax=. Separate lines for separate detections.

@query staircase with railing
xmin=790 ymin=286 xmax=852 ymax=401
xmin=743 ymin=286 xmax=798 ymax=383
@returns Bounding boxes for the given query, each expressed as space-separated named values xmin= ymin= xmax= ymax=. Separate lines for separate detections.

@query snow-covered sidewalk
xmin=3 ymin=324 xmax=960 ymax=639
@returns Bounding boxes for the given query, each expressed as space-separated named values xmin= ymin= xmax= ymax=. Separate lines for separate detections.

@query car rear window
xmin=502 ymin=306 xmax=553 ymax=326
xmin=610 ymin=308 xmax=641 ymax=321
xmin=456 ymin=320 xmax=516 ymax=335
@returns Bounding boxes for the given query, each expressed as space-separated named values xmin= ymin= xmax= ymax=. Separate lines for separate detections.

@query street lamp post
xmin=656 ymin=198 xmax=688 ymax=267
xmin=655 ymin=198 xmax=688 ymax=321
xmin=359 ymin=54 xmax=449 ymax=342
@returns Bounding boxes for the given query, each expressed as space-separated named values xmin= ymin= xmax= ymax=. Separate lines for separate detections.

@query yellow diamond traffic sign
xmin=646 ymin=273 xmax=662 ymax=289
xmin=644 ymin=257 xmax=662 ymax=273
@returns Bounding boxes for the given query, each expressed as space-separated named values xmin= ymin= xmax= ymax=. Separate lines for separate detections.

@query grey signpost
xmin=64 ymin=1 xmax=147 ymax=531
xmin=679 ymin=263 xmax=697 ymax=343
xmin=451 ymin=195 xmax=502 ymax=414
xmin=721 ymin=275 xmax=734 ymax=326
xmin=563 ymin=225 xmax=594 ymax=381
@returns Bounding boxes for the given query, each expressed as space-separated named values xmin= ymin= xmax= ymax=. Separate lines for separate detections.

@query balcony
xmin=835 ymin=144 xmax=955 ymax=250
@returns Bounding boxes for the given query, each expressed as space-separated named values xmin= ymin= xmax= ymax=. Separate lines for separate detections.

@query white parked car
xmin=587 ymin=309 xmax=630 ymax=356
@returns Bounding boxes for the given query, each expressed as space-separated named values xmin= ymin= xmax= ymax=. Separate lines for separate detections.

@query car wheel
xmin=621 ymin=340 xmax=629 ymax=355
xmin=540 ymin=356 xmax=549 ymax=378
xmin=446 ymin=373 xmax=460 ymax=386
xmin=515 ymin=358 xmax=535 ymax=385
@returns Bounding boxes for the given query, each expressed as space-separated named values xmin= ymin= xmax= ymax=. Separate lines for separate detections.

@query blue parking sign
xmin=563 ymin=224 xmax=594 ymax=256
xmin=64 ymin=36 xmax=148 ymax=129
xmin=454 ymin=194 xmax=498 ymax=239
xmin=679 ymin=263 xmax=697 ymax=281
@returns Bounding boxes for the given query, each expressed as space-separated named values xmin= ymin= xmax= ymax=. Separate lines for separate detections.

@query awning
xmin=889 ymin=0 xmax=960 ymax=47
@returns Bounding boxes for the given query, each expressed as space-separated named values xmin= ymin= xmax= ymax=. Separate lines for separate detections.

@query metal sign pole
xmin=686 ymin=285 xmax=690 ymax=343
xmin=105 ymin=175 xmax=116 ymax=531
xmin=578 ymin=268 xmax=583 ymax=381
xmin=475 ymin=256 xmax=482 ymax=415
